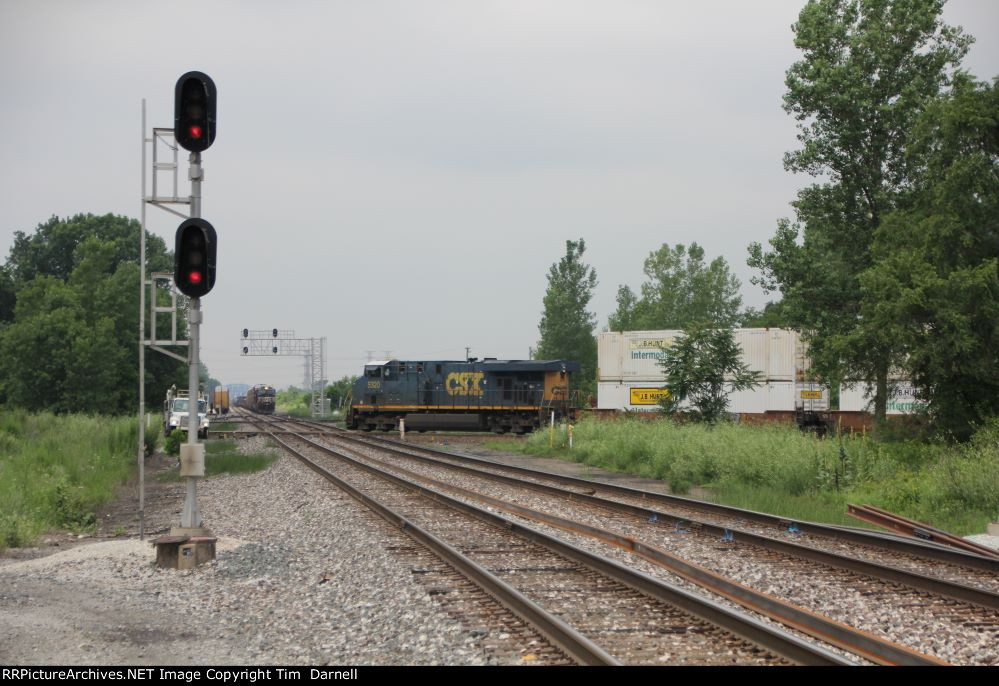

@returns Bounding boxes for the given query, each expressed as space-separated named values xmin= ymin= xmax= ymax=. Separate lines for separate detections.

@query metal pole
xmin=181 ymin=151 xmax=203 ymax=529
xmin=138 ymin=99 xmax=147 ymax=540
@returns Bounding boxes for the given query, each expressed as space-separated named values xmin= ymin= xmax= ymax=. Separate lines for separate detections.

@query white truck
xmin=164 ymin=387 xmax=210 ymax=439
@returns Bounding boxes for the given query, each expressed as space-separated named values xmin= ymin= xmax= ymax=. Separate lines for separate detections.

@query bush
xmin=144 ymin=416 xmax=161 ymax=456
xmin=164 ymin=429 xmax=184 ymax=456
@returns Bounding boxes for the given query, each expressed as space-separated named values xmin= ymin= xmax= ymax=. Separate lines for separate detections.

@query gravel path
xmin=0 ymin=439 xmax=501 ymax=666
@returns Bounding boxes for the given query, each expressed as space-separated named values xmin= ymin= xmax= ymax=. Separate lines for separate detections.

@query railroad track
xmin=232 ymin=411 xmax=855 ymax=665
xmin=248 ymin=415 xmax=999 ymax=582
xmin=232 ymin=412 xmax=999 ymax=664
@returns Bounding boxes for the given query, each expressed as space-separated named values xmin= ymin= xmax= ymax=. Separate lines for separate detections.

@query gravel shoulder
xmin=0 ymin=438 xmax=500 ymax=666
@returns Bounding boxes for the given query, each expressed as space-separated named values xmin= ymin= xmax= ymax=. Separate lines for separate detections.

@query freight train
xmin=242 ymin=384 xmax=276 ymax=414
xmin=346 ymin=359 xmax=581 ymax=433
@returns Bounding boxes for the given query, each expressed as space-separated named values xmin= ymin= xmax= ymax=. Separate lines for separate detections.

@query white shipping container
xmin=839 ymin=382 xmax=927 ymax=415
xmin=597 ymin=328 xmax=830 ymax=414
xmin=598 ymin=328 xmax=801 ymax=382
xmin=597 ymin=381 xmax=800 ymax=413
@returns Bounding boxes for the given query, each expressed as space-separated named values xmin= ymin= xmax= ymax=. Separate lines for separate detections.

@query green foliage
xmin=536 ymin=239 xmax=598 ymax=393
xmin=739 ymin=301 xmax=790 ymax=328
xmin=7 ymin=213 xmax=170 ymax=285
xmin=0 ymin=213 xmax=186 ymax=414
xmin=657 ymin=325 xmax=760 ymax=423
xmin=144 ymin=416 xmax=161 ymax=456
xmin=164 ymin=429 xmax=184 ymax=456
xmin=0 ymin=411 xmax=137 ymax=550
xmin=610 ymin=243 xmax=742 ymax=331
xmin=747 ymin=0 xmax=971 ymax=423
xmin=861 ymin=76 xmax=999 ymax=439
xmin=276 ymin=386 xmax=313 ymax=417
xmin=514 ymin=416 xmax=999 ymax=534
xmin=157 ymin=439 xmax=278 ymax=482
xmin=325 ymin=376 xmax=357 ymax=411
xmin=607 ymin=285 xmax=640 ymax=332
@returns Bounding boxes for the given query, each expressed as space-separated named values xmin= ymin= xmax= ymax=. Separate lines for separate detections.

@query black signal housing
xmin=174 ymin=218 xmax=217 ymax=298
xmin=175 ymin=71 xmax=217 ymax=152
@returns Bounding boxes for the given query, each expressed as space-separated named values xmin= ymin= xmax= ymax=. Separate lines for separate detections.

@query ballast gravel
xmin=0 ymin=439 xmax=495 ymax=666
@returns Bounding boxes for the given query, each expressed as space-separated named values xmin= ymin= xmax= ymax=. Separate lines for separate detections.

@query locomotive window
xmin=366 ymin=368 xmax=381 ymax=378
xmin=417 ymin=364 xmax=424 ymax=373
xmin=435 ymin=364 xmax=442 ymax=374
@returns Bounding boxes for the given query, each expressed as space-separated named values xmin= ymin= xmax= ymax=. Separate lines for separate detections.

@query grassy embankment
xmin=0 ymin=410 xmax=278 ymax=550
xmin=0 ymin=410 xmax=138 ymax=549
xmin=510 ymin=417 xmax=999 ymax=535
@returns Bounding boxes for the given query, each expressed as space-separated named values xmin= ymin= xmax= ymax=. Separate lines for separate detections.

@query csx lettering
xmin=445 ymin=372 xmax=484 ymax=397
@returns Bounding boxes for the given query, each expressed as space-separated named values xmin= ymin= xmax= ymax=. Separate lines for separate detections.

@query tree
xmin=536 ymin=239 xmax=598 ymax=391
xmin=740 ymin=301 xmax=790 ymax=328
xmin=325 ymin=375 xmax=359 ymax=411
xmin=0 ymin=267 xmax=15 ymax=325
xmin=657 ymin=325 xmax=760 ymax=423
xmin=607 ymin=285 xmax=640 ymax=332
xmin=7 ymin=213 xmax=171 ymax=286
xmin=861 ymin=75 xmax=999 ymax=438
xmin=0 ymin=213 xmax=185 ymax=414
xmin=747 ymin=0 xmax=970 ymax=424
xmin=610 ymin=243 xmax=742 ymax=331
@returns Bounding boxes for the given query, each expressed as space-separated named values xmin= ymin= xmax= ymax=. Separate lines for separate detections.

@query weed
xmin=164 ymin=430 xmax=184 ymax=456
xmin=502 ymin=416 xmax=999 ymax=534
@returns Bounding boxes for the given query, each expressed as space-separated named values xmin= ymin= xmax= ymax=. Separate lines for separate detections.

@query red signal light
xmin=188 ymin=270 xmax=203 ymax=284
xmin=189 ymin=125 xmax=203 ymax=139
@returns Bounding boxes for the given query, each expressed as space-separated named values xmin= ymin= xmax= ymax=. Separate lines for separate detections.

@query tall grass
xmin=516 ymin=417 xmax=999 ymax=535
xmin=0 ymin=409 xmax=138 ymax=550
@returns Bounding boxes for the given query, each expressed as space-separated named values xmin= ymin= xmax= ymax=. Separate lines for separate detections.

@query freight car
xmin=243 ymin=384 xmax=276 ymax=414
xmin=346 ymin=359 xmax=581 ymax=433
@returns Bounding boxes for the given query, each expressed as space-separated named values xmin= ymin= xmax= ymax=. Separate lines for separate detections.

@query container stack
xmin=596 ymin=328 xmax=830 ymax=415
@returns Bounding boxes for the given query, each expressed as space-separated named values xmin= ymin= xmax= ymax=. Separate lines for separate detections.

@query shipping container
xmin=838 ymin=382 xmax=926 ymax=415
xmin=212 ymin=387 xmax=230 ymax=414
xmin=597 ymin=328 xmax=800 ymax=382
xmin=597 ymin=381 xmax=799 ymax=413
xmin=597 ymin=328 xmax=829 ymax=413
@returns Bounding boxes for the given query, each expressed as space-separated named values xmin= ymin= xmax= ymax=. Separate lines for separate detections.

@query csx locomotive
xmin=346 ymin=358 xmax=581 ymax=433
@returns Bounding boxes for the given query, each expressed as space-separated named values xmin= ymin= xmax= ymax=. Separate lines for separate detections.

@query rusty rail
xmin=847 ymin=504 xmax=999 ymax=561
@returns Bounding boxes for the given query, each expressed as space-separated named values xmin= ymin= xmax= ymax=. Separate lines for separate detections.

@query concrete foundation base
xmin=152 ymin=527 xmax=217 ymax=569
xmin=987 ymin=521 xmax=999 ymax=537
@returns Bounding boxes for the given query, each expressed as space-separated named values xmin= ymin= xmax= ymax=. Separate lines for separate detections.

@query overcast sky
xmin=2 ymin=1 xmax=997 ymax=389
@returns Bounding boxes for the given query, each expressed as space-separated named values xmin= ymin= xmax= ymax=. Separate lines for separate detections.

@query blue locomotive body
xmin=346 ymin=358 xmax=581 ymax=433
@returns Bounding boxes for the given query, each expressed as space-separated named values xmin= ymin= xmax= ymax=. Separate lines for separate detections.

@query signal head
xmin=174 ymin=218 xmax=217 ymax=298
xmin=175 ymin=71 xmax=217 ymax=152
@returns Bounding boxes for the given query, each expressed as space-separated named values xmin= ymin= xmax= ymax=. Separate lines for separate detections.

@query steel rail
xmin=295 ymin=431 xmax=950 ymax=667
xmin=848 ymin=504 xmax=999 ymax=560
xmin=252 ymin=420 xmax=857 ymax=666
xmin=311 ymin=427 xmax=999 ymax=611
xmin=324 ymin=426 xmax=999 ymax=573
xmin=262 ymin=430 xmax=620 ymax=665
